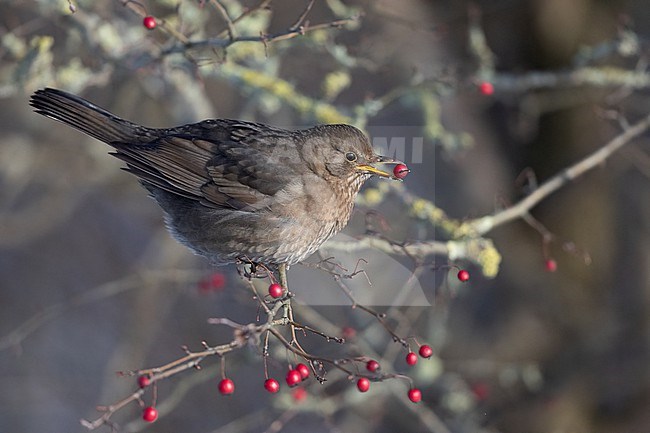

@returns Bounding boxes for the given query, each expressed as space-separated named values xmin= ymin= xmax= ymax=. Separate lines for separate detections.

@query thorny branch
xmin=78 ymin=268 xmax=415 ymax=430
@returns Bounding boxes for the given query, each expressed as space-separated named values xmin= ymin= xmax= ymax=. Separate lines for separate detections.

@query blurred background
xmin=1 ymin=0 xmax=650 ymax=432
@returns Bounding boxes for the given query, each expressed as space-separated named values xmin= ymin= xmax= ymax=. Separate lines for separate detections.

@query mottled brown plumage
xmin=30 ymin=88 xmax=398 ymax=266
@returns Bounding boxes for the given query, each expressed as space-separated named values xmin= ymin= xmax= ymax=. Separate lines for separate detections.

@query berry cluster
xmin=286 ymin=362 xmax=310 ymax=387
xmin=139 ymin=376 xmax=158 ymax=423
xmin=211 ymin=362 xmax=313 ymax=403
xmin=399 ymin=343 xmax=436 ymax=402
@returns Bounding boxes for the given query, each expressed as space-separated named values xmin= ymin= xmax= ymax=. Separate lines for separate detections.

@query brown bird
xmin=30 ymin=88 xmax=402 ymax=274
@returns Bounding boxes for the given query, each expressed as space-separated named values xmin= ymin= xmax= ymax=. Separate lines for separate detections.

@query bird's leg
xmin=278 ymin=262 xmax=290 ymax=321
xmin=277 ymin=263 xmax=308 ymax=355
xmin=270 ymin=262 xmax=291 ymax=326
xmin=278 ymin=263 xmax=289 ymax=289
xmin=275 ymin=263 xmax=306 ymax=355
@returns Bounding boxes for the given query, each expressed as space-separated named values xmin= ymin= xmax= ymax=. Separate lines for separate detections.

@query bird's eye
xmin=345 ymin=152 xmax=357 ymax=162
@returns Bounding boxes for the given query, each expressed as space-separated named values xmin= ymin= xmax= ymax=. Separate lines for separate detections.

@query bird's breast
xmin=265 ymin=174 xmax=356 ymax=251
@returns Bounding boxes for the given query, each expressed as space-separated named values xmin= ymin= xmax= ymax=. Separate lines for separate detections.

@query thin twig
xmin=210 ymin=0 xmax=237 ymax=39
xmin=162 ymin=17 xmax=359 ymax=55
xmin=288 ymin=321 xmax=345 ymax=343
xmin=216 ymin=0 xmax=272 ymax=39
xmin=289 ymin=0 xmax=315 ymax=31
xmin=331 ymin=273 xmax=409 ymax=348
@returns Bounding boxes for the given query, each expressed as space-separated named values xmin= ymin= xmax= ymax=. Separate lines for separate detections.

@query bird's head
xmin=305 ymin=124 xmax=403 ymax=187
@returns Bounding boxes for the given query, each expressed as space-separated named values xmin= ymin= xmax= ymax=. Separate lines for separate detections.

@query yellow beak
xmin=355 ymin=164 xmax=392 ymax=178
xmin=355 ymin=155 xmax=405 ymax=179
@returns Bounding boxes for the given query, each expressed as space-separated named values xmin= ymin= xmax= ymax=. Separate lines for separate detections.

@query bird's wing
xmin=111 ymin=120 xmax=300 ymax=211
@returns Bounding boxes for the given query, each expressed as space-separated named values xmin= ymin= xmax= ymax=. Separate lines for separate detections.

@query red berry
xmin=545 ymin=259 xmax=557 ymax=272
xmin=264 ymin=378 xmax=280 ymax=393
xmin=210 ymin=272 xmax=225 ymax=287
xmin=418 ymin=345 xmax=433 ymax=358
xmin=457 ymin=269 xmax=470 ymax=282
xmin=405 ymin=352 xmax=418 ymax=366
xmin=341 ymin=326 xmax=356 ymax=340
xmin=393 ymin=163 xmax=410 ymax=179
xmin=142 ymin=406 xmax=158 ymax=422
xmin=408 ymin=388 xmax=422 ymax=403
xmin=471 ymin=382 xmax=490 ymax=401
xmin=296 ymin=363 xmax=310 ymax=380
xmin=357 ymin=377 xmax=370 ymax=392
xmin=268 ymin=283 xmax=283 ymax=298
xmin=218 ymin=378 xmax=235 ymax=395
xmin=143 ymin=16 xmax=157 ymax=30
xmin=479 ymin=81 xmax=494 ymax=95
xmin=366 ymin=360 xmax=380 ymax=373
xmin=199 ymin=272 xmax=227 ymax=293
xmin=292 ymin=387 xmax=307 ymax=402
xmin=286 ymin=369 xmax=302 ymax=387
xmin=208 ymin=272 xmax=226 ymax=289
xmin=137 ymin=375 xmax=151 ymax=388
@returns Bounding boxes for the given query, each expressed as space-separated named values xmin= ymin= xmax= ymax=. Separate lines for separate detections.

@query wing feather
xmin=110 ymin=121 xmax=302 ymax=211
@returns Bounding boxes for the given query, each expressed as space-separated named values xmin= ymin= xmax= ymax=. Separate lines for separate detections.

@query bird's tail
xmin=30 ymin=88 xmax=143 ymax=144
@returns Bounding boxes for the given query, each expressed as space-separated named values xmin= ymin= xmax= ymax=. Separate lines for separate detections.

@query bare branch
xmin=471 ymin=112 xmax=650 ymax=234
xmin=209 ymin=0 xmax=237 ymax=40
xmin=289 ymin=0 xmax=315 ymax=31
xmin=162 ymin=16 xmax=359 ymax=55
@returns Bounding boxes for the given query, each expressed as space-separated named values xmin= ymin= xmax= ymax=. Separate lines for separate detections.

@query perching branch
xmin=78 ymin=269 xmax=416 ymax=430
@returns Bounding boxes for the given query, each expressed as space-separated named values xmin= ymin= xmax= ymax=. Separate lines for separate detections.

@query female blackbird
xmin=30 ymin=88 xmax=400 ymax=267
